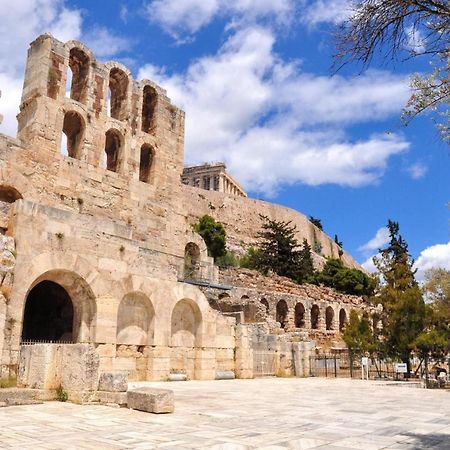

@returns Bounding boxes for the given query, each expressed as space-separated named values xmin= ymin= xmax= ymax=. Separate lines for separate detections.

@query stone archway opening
xmin=311 ymin=304 xmax=320 ymax=329
xmin=339 ymin=308 xmax=347 ymax=332
xmin=184 ymin=242 xmax=200 ymax=280
xmin=295 ymin=303 xmax=305 ymax=328
xmin=325 ymin=306 xmax=334 ymax=331
xmin=22 ymin=280 xmax=74 ymax=342
xmin=276 ymin=300 xmax=288 ymax=329
xmin=260 ymin=298 xmax=269 ymax=315
xmin=21 ymin=270 xmax=96 ymax=343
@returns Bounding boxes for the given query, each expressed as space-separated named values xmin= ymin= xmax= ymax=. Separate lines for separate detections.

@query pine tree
xmin=298 ymin=239 xmax=315 ymax=283
xmin=374 ymin=220 xmax=425 ymax=376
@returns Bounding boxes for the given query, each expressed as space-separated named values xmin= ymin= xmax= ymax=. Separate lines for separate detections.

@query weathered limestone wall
xmin=181 ymin=186 xmax=361 ymax=270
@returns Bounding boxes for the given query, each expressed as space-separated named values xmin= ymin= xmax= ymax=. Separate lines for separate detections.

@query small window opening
xmin=68 ymin=48 xmax=90 ymax=104
xmin=276 ymin=300 xmax=288 ymax=329
xmin=295 ymin=303 xmax=305 ymax=328
xmin=142 ymin=85 xmax=157 ymax=134
xmin=61 ymin=111 xmax=84 ymax=159
xmin=104 ymin=129 xmax=122 ymax=172
xmin=139 ymin=144 xmax=154 ymax=183
xmin=311 ymin=305 xmax=320 ymax=329
xmin=109 ymin=68 xmax=129 ymax=120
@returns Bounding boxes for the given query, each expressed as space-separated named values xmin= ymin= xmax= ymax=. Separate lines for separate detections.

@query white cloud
xmin=361 ymin=255 xmax=377 ymax=273
xmin=145 ymin=0 xmax=293 ymax=39
xmin=140 ymin=26 xmax=410 ymax=194
xmin=407 ymin=162 xmax=428 ymax=180
xmin=359 ymin=227 xmax=390 ymax=253
xmin=415 ymin=241 xmax=450 ymax=282
xmin=301 ymin=0 xmax=354 ymax=26
xmin=84 ymin=27 xmax=131 ymax=58
xmin=405 ymin=26 xmax=426 ymax=54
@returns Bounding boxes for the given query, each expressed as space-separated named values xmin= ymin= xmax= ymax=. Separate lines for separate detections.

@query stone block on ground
xmin=92 ymin=391 xmax=127 ymax=406
xmin=0 ymin=388 xmax=44 ymax=406
xmin=127 ymin=388 xmax=174 ymax=414
xmin=98 ymin=373 xmax=128 ymax=392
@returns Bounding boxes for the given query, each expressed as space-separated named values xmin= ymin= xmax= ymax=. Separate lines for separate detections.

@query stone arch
xmin=311 ymin=304 xmax=320 ymax=329
xmin=0 ymin=185 xmax=22 ymax=203
xmin=104 ymin=129 xmax=123 ymax=172
xmin=139 ymin=144 xmax=155 ymax=183
xmin=171 ymin=299 xmax=202 ymax=347
xmin=21 ymin=269 xmax=96 ymax=343
xmin=260 ymin=298 xmax=269 ymax=315
xmin=184 ymin=242 xmax=201 ymax=280
xmin=218 ymin=292 xmax=230 ymax=300
xmin=325 ymin=306 xmax=334 ymax=330
xmin=339 ymin=308 xmax=347 ymax=332
xmin=295 ymin=303 xmax=305 ymax=328
xmin=142 ymin=84 xmax=157 ymax=134
xmin=116 ymin=291 xmax=155 ymax=345
xmin=61 ymin=110 xmax=84 ymax=158
xmin=67 ymin=47 xmax=90 ymax=103
xmin=108 ymin=67 xmax=129 ymax=120
xmin=276 ymin=299 xmax=288 ymax=329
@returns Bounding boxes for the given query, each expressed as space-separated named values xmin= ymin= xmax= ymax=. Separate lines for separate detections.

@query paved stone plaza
xmin=1 ymin=378 xmax=450 ymax=449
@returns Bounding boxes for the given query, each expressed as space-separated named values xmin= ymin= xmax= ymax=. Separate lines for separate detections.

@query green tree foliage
xmin=193 ymin=215 xmax=226 ymax=259
xmin=343 ymin=310 xmax=375 ymax=356
xmin=311 ymin=258 xmax=375 ymax=296
xmin=309 ymin=216 xmax=323 ymax=230
xmin=334 ymin=0 xmax=449 ymax=142
xmin=252 ymin=216 xmax=315 ymax=283
xmin=374 ymin=220 xmax=425 ymax=375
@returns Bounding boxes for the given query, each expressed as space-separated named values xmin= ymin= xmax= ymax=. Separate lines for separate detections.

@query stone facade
xmin=182 ymin=162 xmax=247 ymax=197
xmin=0 ymin=34 xmax=368 ymax=385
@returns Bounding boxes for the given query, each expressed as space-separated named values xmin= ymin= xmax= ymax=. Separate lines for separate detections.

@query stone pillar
xmin=318 ymin=309 xmax=326 ymax=332
xmin=94 ymin=295 xmax=120 ymax=344
xmin=219 ymin=174 xmax=225 ymax=192
xmin=147 ymin=346 xmax=171 ymax=381
xmin=234 ymin=325 xmax=253 ymax=379
xmin=292 ymin=341 xmax=315 ymax=377
xmin=304 ymin=307 xmax=311 ymax=330
xmin=194 ymin=348 xmax=216 ymax=380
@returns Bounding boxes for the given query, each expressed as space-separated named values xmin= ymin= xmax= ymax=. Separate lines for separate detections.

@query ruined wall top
xmin=16 ymin=33 xmax=185 ymax=187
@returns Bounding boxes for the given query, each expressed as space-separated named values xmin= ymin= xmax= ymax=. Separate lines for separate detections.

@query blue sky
xmin=0 ymin=0 xmax=448 ymax=278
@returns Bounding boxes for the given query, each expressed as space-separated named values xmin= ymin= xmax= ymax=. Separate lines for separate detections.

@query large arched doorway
xmin=339 ymin=308 xmax=347 ymax=332
xmin=325 ymin=306 xmax=335 ymax=330
xmin=21 ymin=270 xmax=96 ymax=343
xmin=22 ymin=281 xmax=74 ymax=342
xmin=311 ymin=304 xmax=320 ymax=329
xmin=295 ymin=303 xmax=305 ymax=328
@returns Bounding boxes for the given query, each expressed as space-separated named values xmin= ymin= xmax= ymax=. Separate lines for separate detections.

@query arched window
xmin=260 ymin=298 xmax=269 ymax=315
xmin=311 ymin=304 xmax=320 ymax=329
xmin=104 ymin=129 xmax=122 ymax=172
xmin=325 ymin=306 xmax=334 ymax=330
xmin=276 ymin=300 xmax=288 ymax=329
xmin=139 ymin=144 xmax=154 ymax=183
xmin=339 ymin=308 xmax=347 ymax=332
xmin=0 ymin=186 xmax=22 ymax=203
xmin=108 ymin=68 xmax=128 ymax=120
xmin=295 ymin=303 xmax=305 ymax=328
xmin=184 ymin=242 xmax=200 ymax=280
xmin=142 ymin=85 xmax=157 ymax=134
xmin=68 ymin=48 xmax=90 ymax=103
xmin=61 ymin=111 xmax=84 ymax=158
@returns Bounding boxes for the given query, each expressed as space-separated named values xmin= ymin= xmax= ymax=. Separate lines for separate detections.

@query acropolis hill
xmin=0 ymin=34 xmax=371 ymax=394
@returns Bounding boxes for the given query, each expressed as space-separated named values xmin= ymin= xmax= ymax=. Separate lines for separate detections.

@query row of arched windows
xmin=60 ymin=111 xmax=154 ymax=183
xmin=65 ymin=47 xmax=157 ymax=134
xmin=263 ymin=299 xmax=348 ymax=332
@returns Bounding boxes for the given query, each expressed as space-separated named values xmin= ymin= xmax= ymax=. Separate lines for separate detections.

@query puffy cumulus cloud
xmin=84 ymin=27 xmax=131 ymax=59
xmin=139 ymin=26 xmax=410 ymax=195
xmin=415 ymin=241 xmax=450 ymax=282
xmin=361 ymin=255 xmax=377 ymax=274
xmin=0 ymin=0 xmax=81 ymax=137
xmin=301 ymin=0 xmax=354 ymax=26
xmin=359 ymin=227 xmax=390 ymax=254
xmin=145 ymin=0 xmax=293 ymax=39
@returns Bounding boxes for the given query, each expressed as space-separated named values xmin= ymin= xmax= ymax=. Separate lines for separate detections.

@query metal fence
xmin=310 ymin=352 xmax=400 ymax=380
xmin=253 ymin=350 xmax=277 ymax=377
xmin=21 ymin=339 xmax=75 ymax=346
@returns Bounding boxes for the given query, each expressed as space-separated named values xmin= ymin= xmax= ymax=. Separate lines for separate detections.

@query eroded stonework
xmin=0 ymin=33 xmax=369 ymax=385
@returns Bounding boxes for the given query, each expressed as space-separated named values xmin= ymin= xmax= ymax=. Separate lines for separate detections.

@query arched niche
xmin=104 ymin=129 xmax=123 ymax=172
xmin=0 ymin=185 xmax=22 ymax=203
xmin=325 ymin=306 xmax=335 ymax=331
xmin=276 ymin=299 xmax=288 ymax=329
xmin=68 ymin=47 xmax=90 ymax=103
xmin=108 ymin=67 xmax=129 ymax=120
xmin=116 ymin=292 xmax=154 ymax=345
xmin=21 ymin=270 xmax=96 ymax=343
xmin=61 ymin=111 xmax=84 ymax=158
xmin=184 ymin=242 xmax=201 ymax=280
xmin=260 ymin=298 xmax=269 ymax=315
xmin=139 ymin=144 xmax=154 ymax=183
xmin=339 ymin=308 xmax=347 ymax=332
xmin=295 ymin=303 xmax=305 ymax=328
xmin=311 ymin=304 xmax=320 ymax=329
xmin=142 ymin=85 xmax=157 ymax=134
xmin=171 ymin=299 xmax=202 ymax=347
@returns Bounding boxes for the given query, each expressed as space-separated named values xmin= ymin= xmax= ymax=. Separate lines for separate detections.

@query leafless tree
xmin=334 ymin=1 xmax=449 ymax=142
